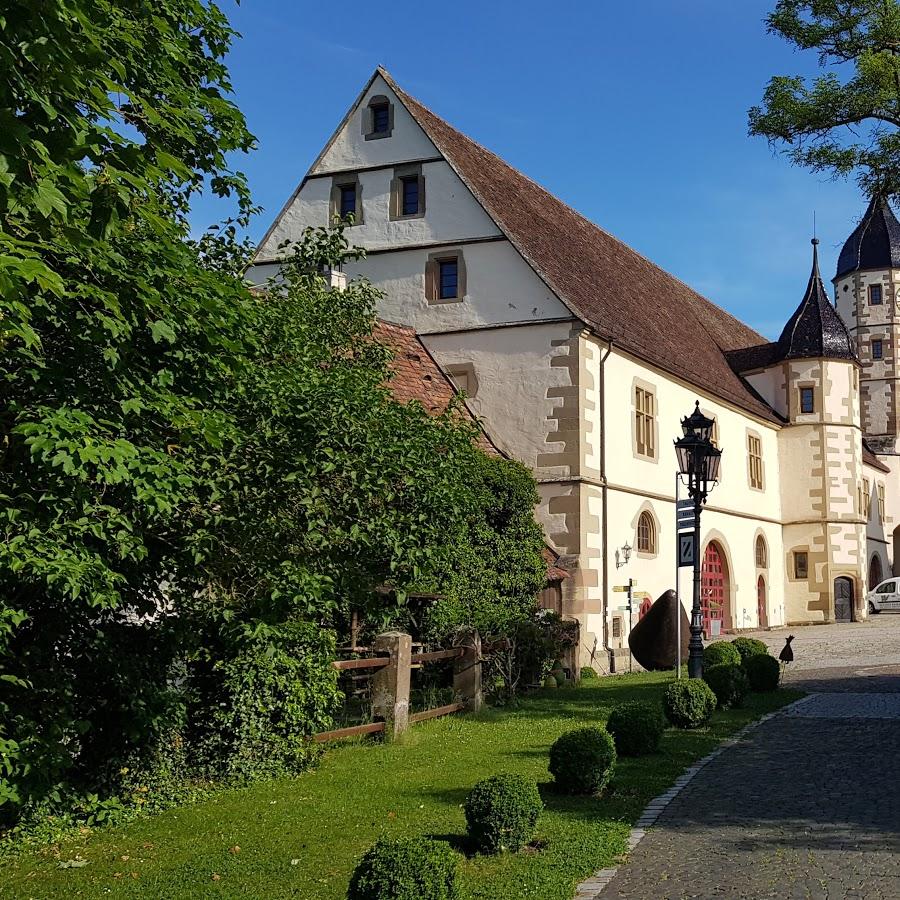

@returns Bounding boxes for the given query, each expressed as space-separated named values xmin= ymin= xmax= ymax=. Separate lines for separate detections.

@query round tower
xmin=780 ymin=239 xmax=864 ymax=623
xmin=833 ymin=196 xmax=900 ymax=453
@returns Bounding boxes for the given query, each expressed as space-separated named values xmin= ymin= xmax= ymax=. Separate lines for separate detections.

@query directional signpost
xmin=613 ymin=579 xmax=636 ymax=672
xmin=675 ymin=493 xmax=696 ymax=678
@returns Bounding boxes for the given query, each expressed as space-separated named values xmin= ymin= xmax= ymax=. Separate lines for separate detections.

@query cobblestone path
xmin=595 ymin=665 xmax=900 ymax=900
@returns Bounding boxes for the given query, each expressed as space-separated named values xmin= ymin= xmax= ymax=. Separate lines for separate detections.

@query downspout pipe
xmin=598 ymin=340 xmax=613 ymax=656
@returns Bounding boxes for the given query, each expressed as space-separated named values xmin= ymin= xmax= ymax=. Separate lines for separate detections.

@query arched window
xmin=755 ymin=535 xmax=767 ymax=568
xmin=637 ymin=511 xmax=656 ymax=554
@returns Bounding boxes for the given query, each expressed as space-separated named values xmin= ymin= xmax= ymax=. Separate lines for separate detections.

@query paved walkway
xmin=593 ymin=619 xmax=900 ymax=900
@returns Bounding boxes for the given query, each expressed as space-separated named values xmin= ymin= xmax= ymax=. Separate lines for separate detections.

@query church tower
xmin=833 ymin=196 xmax=900 ymax=453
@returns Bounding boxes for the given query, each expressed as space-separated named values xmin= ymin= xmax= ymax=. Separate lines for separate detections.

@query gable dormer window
xmin=439 ymin=259 xmax=458 ymax=299
xmin=425 ymin=250 xmax=466 ymax=303
xmin=402 ymin=177 xmax=419 ymax=215
xmin=339 ymin=184 xmax=357 ymax=218
xmin=363 ymin=95 xmax=394 ymax=140
xmin=390 ymin=164 xmax=425 ymax=220
xmin=330 ymin=174 xmax=362 ymax=225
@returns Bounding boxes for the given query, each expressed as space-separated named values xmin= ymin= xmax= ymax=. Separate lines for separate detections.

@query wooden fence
xmin=313 ymin=630 xmax=482 ymax=743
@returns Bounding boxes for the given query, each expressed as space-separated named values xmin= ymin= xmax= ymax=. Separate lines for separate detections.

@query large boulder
xmin=628 ymin=589 xmax=690 ymax=671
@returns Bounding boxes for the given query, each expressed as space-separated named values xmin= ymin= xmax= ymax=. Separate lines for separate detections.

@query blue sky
xmin=193 ymin=0 xmax=869 ymax=340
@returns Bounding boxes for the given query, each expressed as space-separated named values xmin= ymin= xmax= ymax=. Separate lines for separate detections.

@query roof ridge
xmin=383 ymin=72 xmax=766 ymax=351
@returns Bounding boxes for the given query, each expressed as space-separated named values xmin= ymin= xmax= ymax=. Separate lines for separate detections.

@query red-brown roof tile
xmin=863 ymin=440 xmax=890 ymax=473
xmin=379 ymin=69 xmax=780 ymax=425
xmin=374 ymin=319 xmax=499 ymax=454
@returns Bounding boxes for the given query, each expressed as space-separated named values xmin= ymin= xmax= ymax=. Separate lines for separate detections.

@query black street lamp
xmin=674 ymin=402 xmax=722 ymax=679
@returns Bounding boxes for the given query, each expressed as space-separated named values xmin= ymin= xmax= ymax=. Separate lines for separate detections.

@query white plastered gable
xmin=309 ymin=73 xmax=439 ymax=174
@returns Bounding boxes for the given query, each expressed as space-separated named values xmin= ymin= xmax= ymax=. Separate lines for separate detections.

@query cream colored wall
xmin=584 ymin=339 xmax=785 ymax=639
xmin=834 ymin=267 xmax=900 ymax=450
xmin=777 ymin=357 xmax=866 ymax=622
xmin=423 ymin=321 xmax=575 ymax=472
xmin=744 ymin=365 xmax=788 ymax=419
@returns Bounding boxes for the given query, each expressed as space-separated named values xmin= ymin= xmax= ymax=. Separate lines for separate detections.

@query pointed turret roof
xmin=778 ymin=239 xmax=856 ymax=362
xmin=836 ymin=195 xmax=900 ymax=278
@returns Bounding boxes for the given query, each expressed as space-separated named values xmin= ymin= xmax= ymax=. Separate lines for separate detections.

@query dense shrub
xmin=606 ymin=701 xmax=666 ymax=756
xmin=663 ymin=679 xmax=717 ymax=728
xmin=348 ymin=837 xmax=459 ymax=900
xmin=731 ymin=637 xmax=769 ymax=663
xmin=580 ymin=666 xmax=598 ymax=680
xmin=548 ymin=727 xmax=617 ymax=795
xmin=703 ymin=641 xmax=742 ymax=668
xmin=190 ymin=621 xmax=341 ymax=782
xmin=703 ymin=663 xmax=749 ymax=709
xmin=745 ymin=653 xmax=781 ymax=692
xmin=463 ymin=774 xmax=542 ymax=854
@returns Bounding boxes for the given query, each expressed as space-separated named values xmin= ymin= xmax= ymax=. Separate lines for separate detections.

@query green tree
xmin=0 ymin=0 xmax=257 ymax=815
xmin=749 ymin=1 xmax=900 ymax=196
xmin=0 ymin=0 xmax=552 ymax=820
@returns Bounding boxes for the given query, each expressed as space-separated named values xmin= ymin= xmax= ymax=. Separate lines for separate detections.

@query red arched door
xmin=757 ymin=576 xmax=768 ymax=629
xmin=638 ymin=596 xmax=652 ymax=620
xmin=701 ymin=541 xmax=731 ymax=636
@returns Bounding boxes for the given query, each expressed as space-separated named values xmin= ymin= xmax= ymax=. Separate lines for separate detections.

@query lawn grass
xmin=1 ymin=673 xmax=801 ymax=899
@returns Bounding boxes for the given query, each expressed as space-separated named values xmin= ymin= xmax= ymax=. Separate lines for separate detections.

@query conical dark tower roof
xmin=835 ymin=195 xmax=900 ymax=278
xmin=778 ymin=239 xmax=857 ymax=362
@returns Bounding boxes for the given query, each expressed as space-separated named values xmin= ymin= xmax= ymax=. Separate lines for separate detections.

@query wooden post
xmin=453 ymin=629 xmax=482 ymax=713
xmin=372 ymin=631 xmax=411 ymax=739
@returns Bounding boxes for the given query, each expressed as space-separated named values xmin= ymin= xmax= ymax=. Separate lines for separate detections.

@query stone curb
xmin=572 ymin=694 xmax=813 ymax=900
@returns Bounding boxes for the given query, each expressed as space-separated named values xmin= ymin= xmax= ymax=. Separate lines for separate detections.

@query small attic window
xmin=372 ymin=103 xmax=390 ymax=134
xmin=800 ymin=387 xmax=815 ymax=414
xmin=364 ymin=95 xmax=394 ymax=140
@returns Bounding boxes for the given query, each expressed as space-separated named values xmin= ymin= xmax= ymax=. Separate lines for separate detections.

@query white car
xmin=866 ymin=578 xmax=900 ymax=614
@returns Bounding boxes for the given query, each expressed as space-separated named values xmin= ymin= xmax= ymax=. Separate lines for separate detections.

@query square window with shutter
xmin=425 ymin=251 xmax=465 ymax=303
xmin=634 ymin=387 xmax=656 ymax=458
xmin=748 ymin=433 xmax=764 ymax=490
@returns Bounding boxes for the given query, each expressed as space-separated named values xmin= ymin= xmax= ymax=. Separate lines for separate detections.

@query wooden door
xmin=834 ymin=577 xmax=853 ymax=622
xmin=701 ymin=542 xmax=729 ymax=636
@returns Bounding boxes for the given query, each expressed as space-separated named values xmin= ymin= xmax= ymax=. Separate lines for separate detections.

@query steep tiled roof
xmin=777 ymin=239 xmax=857 ymax=363
xmin=373 ymin=319 xmax=499 ymax=454
xmin=378 ymin=69 xmax=779 ymax=424
xmin=836 ymin=195 xmax=900 ymax=279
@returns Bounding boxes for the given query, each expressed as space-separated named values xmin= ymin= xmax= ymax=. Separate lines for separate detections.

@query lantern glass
xmin=703 ymin=446 xmax=722 ymax=483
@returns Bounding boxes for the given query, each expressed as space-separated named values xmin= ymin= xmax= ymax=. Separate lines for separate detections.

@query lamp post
xmin=674 ymin=402 xmax=722 ymax=679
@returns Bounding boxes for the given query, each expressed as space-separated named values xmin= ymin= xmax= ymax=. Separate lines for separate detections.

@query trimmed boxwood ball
xmin=703 ymin=641 xmax=741 ymax=668
xmin=606 ymin=701 xmax=666 ymax=756
xmin=463 ymin=773 xmax=542 ymax=854
xmin=580 ymin=666 xmax=598 ymax=680
xmin=663 ymin=679 xmax=717 ymax=728
xmin=703 ymin=663 xmax=749 ymax=709
xmin=731 ymin=637 xmax=769 ymax=663
xmin=745 ymin=653 xmax=781 ymax=691
xmin=548 ymin=726 xmax=617 ymax=795
xmin=348 ymin=837 xmax=459 ymax=900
